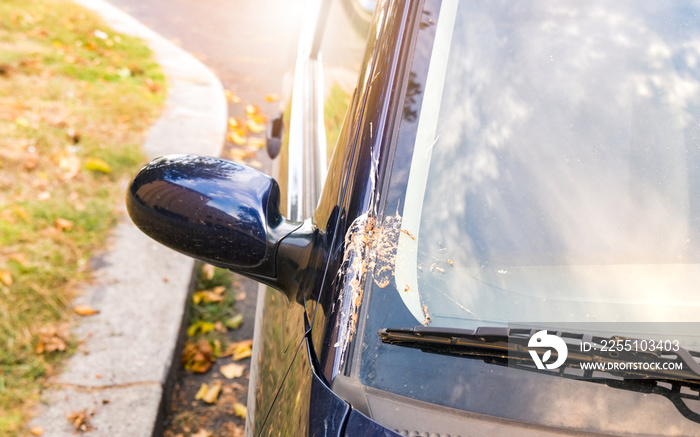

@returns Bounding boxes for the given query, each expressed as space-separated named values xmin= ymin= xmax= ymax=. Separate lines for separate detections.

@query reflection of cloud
xmin=412 ymin=1 xmax=700 ymax=325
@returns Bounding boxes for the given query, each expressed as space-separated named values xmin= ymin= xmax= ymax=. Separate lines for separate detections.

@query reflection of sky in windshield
xmin=403 ymin=1 xmax=700 ymax=326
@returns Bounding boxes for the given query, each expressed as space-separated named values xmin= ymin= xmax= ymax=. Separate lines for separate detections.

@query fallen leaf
xmin=13 ymin=206 xmax=30 ymax=222
xmin=66 ymin=409 xmax=92 ymax=433
xmin=202 ymin=380 xmax=222 ymax=404
xmin=212 ymin=339 xmax=223 ymax=357
xmin=245 ymin=104 xmax=261 ymax=117
xmin=84 ymin=157 xmax=112 ymax=174
xmin=28 ymin=426 xmax=44 ymax=436
xmin=73 ymin=304 xmax=99 ymax=316
xmin=58 ymin=154 xmax=81 ymax=179
xmin=264 ymin=93 xmax=279 ymax=102
xmin=194 ymin=382 xmax=209 ymax=400
xmin=229 ymin=339 xmax=253 ymax=361
xmin=35 ymin=324 xmax=70 ymax=354
xmin=187 ymin=320 xmax=215 ymax=336
xmin=228 ymin=128 xmax=247 ymax=146
xmin=233 ymin=402 xmax=247 ymax=419
xmin=224 ymin=89 xmax=241 ymax=103
xmin=0 ymin=271 xmax=12 ymax=286
xmin=201 ymin=263 xmax=215 ymax=280
xmin=55 ymin=217 xmax=74 ymax=231
xmin=227 ymin=148 xmax=250 ymax=162
xmin=144 ymin=77 xmax=161 ymax=93
xmin=227 ymin=117 xmax=242 ymax=130
xmin=224 ymin=314 xmax=243 ymax=330
xmin=247 ymin=137 xmax=265 ymax=149
xmin=182 ymin=339 xmax=215 ymax=373
xmin=192 ymin=429 xmax=213 ymax=437
xmin=246 ymin=115 xmax=267 ymax=134
xmin=8 ymin=253 xmax=28 ymax=266
xmin=192 ymin=291 xmax=223 ymax=304
xmin=220 ymin=362 xmax=245 ymax=379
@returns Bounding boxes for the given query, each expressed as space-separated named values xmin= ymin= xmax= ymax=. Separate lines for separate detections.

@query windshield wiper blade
xmin=379 ymin=325 xmax=700 ymax=424
xmin=379 ymin=326 xmax=700 ymax=381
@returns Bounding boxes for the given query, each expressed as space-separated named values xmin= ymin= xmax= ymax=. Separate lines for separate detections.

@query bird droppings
xmin=333 ymin=211 xmax=404 ymax=368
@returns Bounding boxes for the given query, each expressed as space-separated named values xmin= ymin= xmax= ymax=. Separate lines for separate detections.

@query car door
xmin=246 ymin=0 xmax=376 ymax=434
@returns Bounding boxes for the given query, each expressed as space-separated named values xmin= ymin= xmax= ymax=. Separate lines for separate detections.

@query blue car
xmin=128 ymin=0 xmax=700 ymax=435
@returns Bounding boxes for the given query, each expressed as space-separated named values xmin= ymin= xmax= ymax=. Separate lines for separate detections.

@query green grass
xmin=0 ymin=0 xmax=166 ymax=434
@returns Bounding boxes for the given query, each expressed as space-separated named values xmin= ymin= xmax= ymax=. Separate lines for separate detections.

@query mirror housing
xmin=126 ymin=155 xmax=307 ymax=291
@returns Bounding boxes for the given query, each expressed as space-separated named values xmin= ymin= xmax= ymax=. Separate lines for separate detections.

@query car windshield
xmin=348 ymin=0 xmax=700 ymax=434
xmin=393 ymin=0 xmax=700 ymax=330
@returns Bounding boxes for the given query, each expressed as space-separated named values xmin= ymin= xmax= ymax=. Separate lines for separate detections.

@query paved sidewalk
xmin=29 ymin=0 xmax=227 ymax=435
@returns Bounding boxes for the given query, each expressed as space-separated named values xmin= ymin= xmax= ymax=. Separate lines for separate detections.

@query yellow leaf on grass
xmin=0 ymin=271 xmax=12 ymax=286
xmin=192 ymin=291 xmax=223 ymax=304
xmin=233 ymin=402 xmax=247 ymax=419
xmin=220 ymin=362 xmax=245 ymax=379
xmin=187 ymin=320 xmax=215 ymax=336
xmin=84 ymin=157 xmax=112 ymax=174
xmin=14 ymin=206 xmax=30 ymax=222
xmin=73 ymin=304 xmax=99 ymax=316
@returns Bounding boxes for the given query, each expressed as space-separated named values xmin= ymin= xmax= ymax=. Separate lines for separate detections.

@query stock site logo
xmin=528 ymin=330 xmax=568 ymax=370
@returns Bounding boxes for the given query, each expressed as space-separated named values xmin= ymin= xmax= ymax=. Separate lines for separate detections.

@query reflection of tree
xmin=403 ymin=72 xmax=422 ymax=123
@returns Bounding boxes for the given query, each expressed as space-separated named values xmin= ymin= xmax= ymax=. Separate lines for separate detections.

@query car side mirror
xmin=126 ymin=154 xmax=310 ymax=294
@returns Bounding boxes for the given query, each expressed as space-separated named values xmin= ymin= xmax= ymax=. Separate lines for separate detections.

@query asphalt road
xmin=108 ymin=0 xmax=303 ymax=173
xmin=108 ymin=0 xmax=301 ymax=102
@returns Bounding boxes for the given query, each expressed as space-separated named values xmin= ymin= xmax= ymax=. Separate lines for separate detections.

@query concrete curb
xmin=29 ymin=1 xmax=227 ymax=435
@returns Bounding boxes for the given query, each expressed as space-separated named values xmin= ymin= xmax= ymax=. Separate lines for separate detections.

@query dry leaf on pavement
xmin=195 ymin=380 xmax=222 ymax=404
xmin=227 ymin=339 xmax=253 ymax=361
xmin=66 ymin=409 xmax=93 ymax=433
xmin=220 ymin=362 xmax=245 ymax=379
xmin=233 ymin=402 xmax=247 ymax=419
xmin=225 ymin=89 xmax=241 ymax=103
